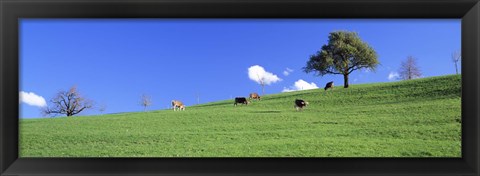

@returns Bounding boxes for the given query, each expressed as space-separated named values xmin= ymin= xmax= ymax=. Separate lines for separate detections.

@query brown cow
xmin=249 ymin=93 xmax=261 ymax=100
xmin=171 ymin=100 xmax=185 ymax=111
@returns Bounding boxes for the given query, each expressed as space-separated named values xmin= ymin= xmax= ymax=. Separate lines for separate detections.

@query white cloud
xmin=388 ymin=72 xmax=400 ymax=81
xmin=282 ymin=79 xmax=319 ymax=92
xmin=283 ymin=68 xmax=294 ymax=76
xmin=248 ymin=65 xmax=282 ymax=85
xmin=19 ymin=91 xmax=47 ymax=107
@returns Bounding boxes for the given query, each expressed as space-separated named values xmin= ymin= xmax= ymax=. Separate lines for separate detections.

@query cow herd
xmin=234 ymin=94 xmax=309 ymax=111
xmin=233 ymin=93 xmax=262 ymax=106
xmin=172 ymin=81 xmax=334 ymax=111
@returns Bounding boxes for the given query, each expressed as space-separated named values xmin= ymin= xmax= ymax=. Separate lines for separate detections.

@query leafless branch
xmin=140 ymin=94 xmax=152 ymax=112
xmin=399 ymin=56 xmax=422 ymax=80
xmin=42 ymin=85 xmax=94 ymax=117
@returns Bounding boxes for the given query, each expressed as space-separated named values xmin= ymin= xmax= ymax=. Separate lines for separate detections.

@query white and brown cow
xmin=171 ymin=100 xmax=185 ymax=111
xmin=249 ymin=92 xmax=261 ymax=101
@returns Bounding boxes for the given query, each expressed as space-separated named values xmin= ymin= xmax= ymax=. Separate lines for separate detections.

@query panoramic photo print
xmin=19 ymin=19 xmax=461 ymax=157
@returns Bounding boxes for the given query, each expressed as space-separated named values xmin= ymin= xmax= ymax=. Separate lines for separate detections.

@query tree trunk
xmin=197 ymin=94 xmax=200 ymax=104
xmin=343 ymin=74 xmax=349 ymax=88
xmin=455 ymin=62 xmax=458 ymax=74
xmin=262 ymin=84 xmax=265 ymax=95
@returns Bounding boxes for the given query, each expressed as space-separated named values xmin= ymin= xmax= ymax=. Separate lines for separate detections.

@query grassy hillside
xmin=20 ymin=75 xmax=461 ymax=157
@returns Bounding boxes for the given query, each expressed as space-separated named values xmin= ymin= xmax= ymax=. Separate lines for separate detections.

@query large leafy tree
xmin=303 ymin=31 xmax=379 ymax=88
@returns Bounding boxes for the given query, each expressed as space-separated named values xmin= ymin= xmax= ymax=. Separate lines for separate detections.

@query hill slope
xmin=20 ymin=75 xmax=461 ymax=157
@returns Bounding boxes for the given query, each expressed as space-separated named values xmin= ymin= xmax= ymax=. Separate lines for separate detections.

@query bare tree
xmin=247 ymin=65 xmax=281 ymax=95
xmin=257 ymin=74 xmax=266 ymax=95
xmin=140 ymin=94 xmax=152 ymax=112
xmin=399 ymin=56 xmax=422 ymax=80
xmin=42 ymin=86 xmax=93 ymax=117
xmin=196 ymin=93 xmax=200 ymax=105
xmin=98 ymin=104 xmax=107 ymax=114
xmin=452 ymin=50 xmax=461 ymax=74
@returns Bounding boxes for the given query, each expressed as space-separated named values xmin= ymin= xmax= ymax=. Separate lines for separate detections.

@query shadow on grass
xmin=249 ymin=110 xmax=282 ymax=113
xmin=312 ymin=121 xmax=339 ymax=125
xmin=193 ymin=102 xmax=233 ymax=108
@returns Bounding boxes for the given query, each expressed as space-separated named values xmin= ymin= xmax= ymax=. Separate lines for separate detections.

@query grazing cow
xmin=249 ymin=93 xmax=261 ymax=100
xmin=234 ymin=97 xmax=250 ymax=106
xmin=294 ymin=99 xmax=309 ymax=111
xmin=324 ymin=81 xmax=334 ymax=91
xmin=171 ymin=100 xmax=185 ymax=111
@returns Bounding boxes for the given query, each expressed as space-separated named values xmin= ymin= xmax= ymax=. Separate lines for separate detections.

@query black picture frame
xmin=1 ymin=0 xmax=479 ymax=175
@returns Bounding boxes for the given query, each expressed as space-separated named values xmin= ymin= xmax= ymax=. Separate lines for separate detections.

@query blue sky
xmin=19 ymin=19 xmax=461 ymax=118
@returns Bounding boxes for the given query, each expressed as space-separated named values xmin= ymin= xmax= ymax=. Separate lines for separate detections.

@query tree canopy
xmin=303 ymin=31 xmax=379 ymax=88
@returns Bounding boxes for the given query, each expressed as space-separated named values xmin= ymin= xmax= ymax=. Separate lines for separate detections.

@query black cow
xmin=234 ymin=97 xmax=250 ymax=106
xmin=294 ymin=99 xmax=309 ymax=111
xmin=324 ymin=81 xmax=334 ymax=91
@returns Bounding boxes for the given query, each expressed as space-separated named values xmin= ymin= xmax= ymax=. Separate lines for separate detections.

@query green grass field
xmin=20 ymin=75 xmax=461 ymax=157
